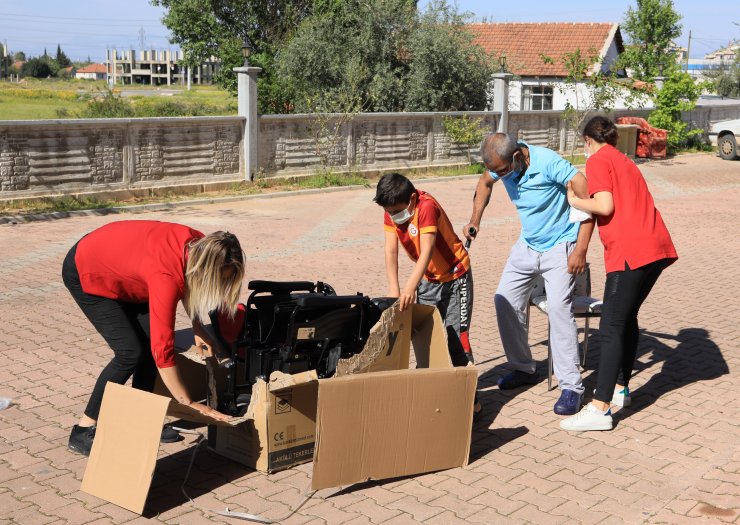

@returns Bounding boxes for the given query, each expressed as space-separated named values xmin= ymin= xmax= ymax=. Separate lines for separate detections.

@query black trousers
xmin=593 ymin=258 xmax=674 ymax=404
xmin=62 ymin=244 xmax=157 ymax=421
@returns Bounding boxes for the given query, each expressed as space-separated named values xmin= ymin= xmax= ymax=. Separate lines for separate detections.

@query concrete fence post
xmin=492 ymin=72 xmax=513 ymax=134
xmin=234 ymin=65 xmax=262 ymax=181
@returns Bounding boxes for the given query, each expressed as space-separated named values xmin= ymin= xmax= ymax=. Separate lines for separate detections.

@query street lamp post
xmin=234 ymin=38 xmax=261 ymax=181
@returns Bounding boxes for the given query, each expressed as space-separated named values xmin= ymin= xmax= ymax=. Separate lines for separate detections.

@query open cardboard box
xmin=80 ymin=303 xmax=477 ymax=514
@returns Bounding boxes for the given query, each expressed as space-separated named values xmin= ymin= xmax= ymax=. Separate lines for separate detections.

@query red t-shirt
xmin=586 ymin=144 xmax=678 ymax=273
xmin=75 ymin=220 xmax=204 ymax=368
xmin=384 ymin=191 xmax=470 ymax=283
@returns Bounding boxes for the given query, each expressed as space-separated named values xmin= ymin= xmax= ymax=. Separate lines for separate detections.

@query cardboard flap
xmin=335 ymin=303 xmax=411 ymax=376
xmin=81 ymin=383 xmax=170 ymax=514
xmin=311 ymin=367 xmax=477 ymax=490
xmin=268 ymin=370 xmax=319 ymax=393
xmin=411 ymin=304 xmax=452 ymax=369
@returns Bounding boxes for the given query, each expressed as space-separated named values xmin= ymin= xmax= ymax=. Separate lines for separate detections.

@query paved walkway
xmin=1 ymin=154 xmax=738 ymax=524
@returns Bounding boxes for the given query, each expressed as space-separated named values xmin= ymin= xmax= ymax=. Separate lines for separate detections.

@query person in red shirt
xmin=62 ymin=220 xmax=243 ymax=455
xmin=561 ymin=116 xmax=678 ymax=432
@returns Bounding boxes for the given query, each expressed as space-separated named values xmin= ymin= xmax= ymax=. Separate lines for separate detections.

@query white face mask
xmin=390 ymin=199 xmax=414 ymax=224
xmin=584 ymin=139 xmax=592 ymax=159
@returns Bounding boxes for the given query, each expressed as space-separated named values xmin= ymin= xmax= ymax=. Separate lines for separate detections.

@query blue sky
xmin=0 ymin=0 xmax=737 ymax=62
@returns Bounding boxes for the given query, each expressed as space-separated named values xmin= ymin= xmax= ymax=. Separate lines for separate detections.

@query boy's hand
xmin=398 ymin=287 xmax=416 ymax=312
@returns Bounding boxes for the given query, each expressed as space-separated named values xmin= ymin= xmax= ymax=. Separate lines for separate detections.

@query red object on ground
xmin=616 ymin=117 xmax=668 ymax=159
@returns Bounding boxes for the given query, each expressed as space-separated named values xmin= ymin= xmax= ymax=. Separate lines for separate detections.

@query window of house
xmin=522 ymin=85 xmax=554 ymax=111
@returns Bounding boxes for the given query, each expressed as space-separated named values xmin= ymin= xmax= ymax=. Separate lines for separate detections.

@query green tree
xmin=13 ymin=50 xmax=26 ymax=62
xmin=620 ymin=0 xmax=682 ymax=80
xmin=277 ymin=0 xmax=491 ymax=113
xmin=443 ymin=114 xmax=486 ymax=164
xmin=276 ymin=0 xmax=416 ymax=113
xmin=541 ymin=49 xmax=645 ymax=157
xmin=55 ymin=44 xmax=72 ymax=68
xmin=20 ymin=57 xmax=53 ymax=78
xmin=648 ymin=70 xmax=705 ymax=152
xmin=404 ymin=0 xmax=493 ymax=111
xmin=152 ymin=0 xmax=313 ymax=113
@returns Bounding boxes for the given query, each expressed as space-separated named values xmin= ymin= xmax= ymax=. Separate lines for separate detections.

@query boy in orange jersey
xmin=374 ymin=172 xmax=474 ymax=368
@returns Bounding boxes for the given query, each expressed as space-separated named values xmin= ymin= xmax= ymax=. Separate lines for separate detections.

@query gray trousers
xmin=417 ymin=270 xmax=474 ymax=367
xmin=494 ymin=239 xmax=583 ymax=394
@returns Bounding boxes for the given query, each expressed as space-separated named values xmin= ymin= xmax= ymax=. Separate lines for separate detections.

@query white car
xmin=709 ymin=119 xmax=740 ymax=160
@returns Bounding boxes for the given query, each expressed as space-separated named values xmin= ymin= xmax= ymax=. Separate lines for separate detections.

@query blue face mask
xmin=501 ymin=156 xmax=522 ymax=181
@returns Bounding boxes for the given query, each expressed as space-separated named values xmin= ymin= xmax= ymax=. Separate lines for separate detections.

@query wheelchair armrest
xmin=248 ymin=280 xmax=316 ymax=294
xmin=295 ymin=295 xmax=365 ymax=308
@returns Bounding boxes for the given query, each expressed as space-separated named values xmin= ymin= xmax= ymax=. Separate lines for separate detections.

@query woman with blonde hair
xmin=62 ymin=220 xmax=244 ymax=455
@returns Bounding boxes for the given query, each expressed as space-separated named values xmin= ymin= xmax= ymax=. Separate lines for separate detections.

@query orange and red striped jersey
xmin=384 ymin=191 xmax=470 ymax=283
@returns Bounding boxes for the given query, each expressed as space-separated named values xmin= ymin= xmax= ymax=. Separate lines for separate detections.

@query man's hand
xmin=462 ymin=223 xmax=479 ymax=241
xmin=398 ymin=287 xmax=416 ymax=312
xmin=568 ymin=248 xmax=587 ymax=275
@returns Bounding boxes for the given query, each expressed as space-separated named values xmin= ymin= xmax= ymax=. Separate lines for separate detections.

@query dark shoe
xmin=554 ymin=389 xmax=582 ymax=415
xmin=497 ymin=370 xmax=539 ymax=390
xmin=68 ymin=425 xmax=96 ymax=456
xmin=160 ymin=426 xmax=181 ymax=443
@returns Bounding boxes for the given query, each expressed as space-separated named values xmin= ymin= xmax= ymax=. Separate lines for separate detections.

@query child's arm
xmin=384 ymin=230 xmax=401 ymax=297
xmin=399 ymin=232 xmax=436 ymax=312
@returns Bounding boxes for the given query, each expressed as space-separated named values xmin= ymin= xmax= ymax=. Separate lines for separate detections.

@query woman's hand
xmin=189 ymin=401 xmax=232 ymax=421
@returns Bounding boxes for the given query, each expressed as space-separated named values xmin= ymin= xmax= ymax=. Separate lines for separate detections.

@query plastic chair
xmin=527 ymin=263 xmax=602 ymax=391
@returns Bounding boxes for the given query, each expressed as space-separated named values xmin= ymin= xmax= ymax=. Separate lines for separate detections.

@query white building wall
xmin=503 ymin=78 xmax=654 ymax=112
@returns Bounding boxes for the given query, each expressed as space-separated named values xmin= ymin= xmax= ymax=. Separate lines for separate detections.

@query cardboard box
xmin=80 ymin=303 xmax=477 ymax=513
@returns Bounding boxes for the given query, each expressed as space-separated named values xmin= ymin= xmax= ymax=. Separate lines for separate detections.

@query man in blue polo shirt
xmin=463 ymin=133 xmax=595 ymax=416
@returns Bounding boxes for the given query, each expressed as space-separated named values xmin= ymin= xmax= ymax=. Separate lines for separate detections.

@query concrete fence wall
xmin=0 ymin=116 xmax=243 ymax=199
xmin=1 ymin=103 xmax=739 ymax=201
xmin=259 ymin=111 xmax=500 ymax=176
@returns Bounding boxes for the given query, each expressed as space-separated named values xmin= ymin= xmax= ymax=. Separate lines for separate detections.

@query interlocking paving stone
xmin=0 ymin=153 xmax=738 ymax=524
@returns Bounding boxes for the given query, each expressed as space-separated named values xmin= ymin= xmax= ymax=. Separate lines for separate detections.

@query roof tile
xmin=469 ymin=22 xmax=621 ymax=77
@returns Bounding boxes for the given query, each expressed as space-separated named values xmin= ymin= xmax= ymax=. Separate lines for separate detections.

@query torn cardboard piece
xmin=335 ymin=303 xmax=410 ymax=376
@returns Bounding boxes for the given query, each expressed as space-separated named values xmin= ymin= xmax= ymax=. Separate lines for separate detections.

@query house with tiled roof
xmin=75 ymin=63 xmax=107 ymax=81
xmin=469 ymin=22 xmax=639 ymax=111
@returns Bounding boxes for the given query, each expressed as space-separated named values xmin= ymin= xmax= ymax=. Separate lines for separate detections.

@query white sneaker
xmin=612 ymin=387 xmax=631 ymax=407
xmin=560 ymin=403 xmax=613 ymax=431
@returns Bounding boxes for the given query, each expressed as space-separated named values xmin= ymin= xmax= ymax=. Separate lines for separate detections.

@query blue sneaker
xmin=554 ymin=389 xmax=582 ymax=415
xmin=497 ymin=370 xmax=539 ymax=390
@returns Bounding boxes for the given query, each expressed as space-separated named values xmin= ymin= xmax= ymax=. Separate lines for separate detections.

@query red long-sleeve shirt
xmin=75 ymin=220 xmax=204 ymax=368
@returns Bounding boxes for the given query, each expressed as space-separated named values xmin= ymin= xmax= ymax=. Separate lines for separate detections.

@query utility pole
xmin=685 ymin=30 xmax=691 ymax=72
xmin=138 ymin=27 xmax=146 ymax=49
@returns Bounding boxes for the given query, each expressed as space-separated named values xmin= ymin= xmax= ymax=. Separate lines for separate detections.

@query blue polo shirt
xmin=490 ymin=142 xmax=580 ymax=251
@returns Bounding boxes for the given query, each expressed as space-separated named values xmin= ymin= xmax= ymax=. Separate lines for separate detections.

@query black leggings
xmin=62 ymin=244 xmax=157 ymax=421
xmin=593 ymin=258 xmax=674 ymax=404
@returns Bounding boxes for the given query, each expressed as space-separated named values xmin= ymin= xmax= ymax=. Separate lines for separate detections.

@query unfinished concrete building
xmin=105 ymin=49 xmax=220 ymax=86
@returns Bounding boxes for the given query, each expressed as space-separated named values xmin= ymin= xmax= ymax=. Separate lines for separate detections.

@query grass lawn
xmin=0 ymin=98 xmax=88 ymax=120
xmin=0 ymin=79 xmax=236 ymax=120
